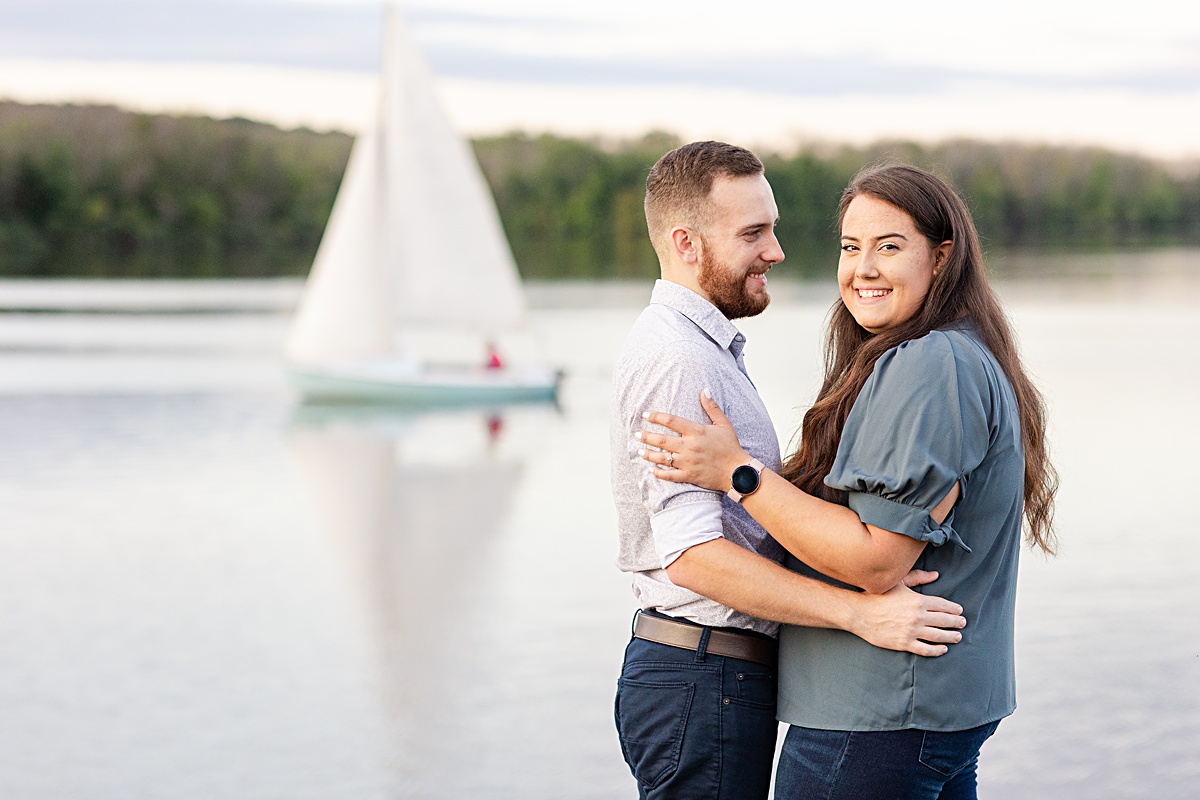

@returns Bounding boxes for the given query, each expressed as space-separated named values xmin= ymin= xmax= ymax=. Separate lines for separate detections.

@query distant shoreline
xmin=2 ymin=101 xmax=1198 ymax=282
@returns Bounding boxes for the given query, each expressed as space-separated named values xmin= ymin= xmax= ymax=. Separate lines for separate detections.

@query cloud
xmin=0 ymin=0 xmax=380 ymax=69
xmin=2 ymin=0 xmax=1197 ymax=98
xmin=422 ymin=47 xmax=1200 ymax=97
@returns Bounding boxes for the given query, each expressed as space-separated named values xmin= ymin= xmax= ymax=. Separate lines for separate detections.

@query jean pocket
xmin=616 ymin=677 xmax=696 ymax=790
xmin=730 ymin=668 xmax=776 ymax=710
xmin=918 ymin=721 xmax=1000 ymax=777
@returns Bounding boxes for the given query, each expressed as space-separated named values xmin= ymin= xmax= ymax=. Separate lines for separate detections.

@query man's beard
xmin=697 ymin=243 xmax=770 ymax=320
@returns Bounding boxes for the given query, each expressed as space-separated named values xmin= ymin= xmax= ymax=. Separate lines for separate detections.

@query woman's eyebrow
xmin=841 ymin=232 xmax=909 ymax=241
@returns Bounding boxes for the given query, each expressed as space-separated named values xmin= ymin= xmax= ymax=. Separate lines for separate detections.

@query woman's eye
xmin=879 ymin=243 xmax=898 ymax=252
xmin=840 ymin=244 xmax=857 ymax=253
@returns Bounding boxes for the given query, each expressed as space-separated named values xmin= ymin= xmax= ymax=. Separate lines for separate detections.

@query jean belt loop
xmin=695 ymin=626 xmax=712 ymax=662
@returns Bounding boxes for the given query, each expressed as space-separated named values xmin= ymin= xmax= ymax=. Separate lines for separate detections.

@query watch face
xmin=731 ymin=464 xmax=760 ymax=495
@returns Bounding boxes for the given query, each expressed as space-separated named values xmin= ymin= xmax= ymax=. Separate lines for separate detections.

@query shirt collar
xmin=650 ymin=280 xmax=744 ymax=351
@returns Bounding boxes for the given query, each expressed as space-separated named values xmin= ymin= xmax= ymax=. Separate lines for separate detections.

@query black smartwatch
xmin=727 ymin=458 xmax=765 ymax=503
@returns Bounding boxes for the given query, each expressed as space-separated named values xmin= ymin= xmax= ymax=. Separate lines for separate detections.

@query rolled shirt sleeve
xmin=825 ymin=330 xmax=992 ymax=551
xmin=651 ymin=495 xmax=724 ymax=568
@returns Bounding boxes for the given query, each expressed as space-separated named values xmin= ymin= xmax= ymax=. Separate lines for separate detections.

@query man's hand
xmin=849 ymin=569 xmax=966 ymax=657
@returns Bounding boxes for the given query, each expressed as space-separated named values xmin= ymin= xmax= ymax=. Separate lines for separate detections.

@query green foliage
xmin=472 ymin=131 xmax=673 ymax=279
xmin=0 ymin=102 xmax=1197 ymax=280
xmin=478 ymin=134 xmax=1200 ymax=280
xmin=0 ymin=102 xmax=350 ymax=278
xmin=760 ymin=152 xmax=847 ymax=278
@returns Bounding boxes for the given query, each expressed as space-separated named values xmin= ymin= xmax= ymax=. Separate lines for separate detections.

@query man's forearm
xmin=664 ymin=537 xmax=859 ymax=630
xmin=663 ymin=537 xmax=965 ymax=657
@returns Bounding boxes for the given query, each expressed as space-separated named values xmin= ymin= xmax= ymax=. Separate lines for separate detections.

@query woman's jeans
xmin=615 ymin=634 xmax=777 ymax=800
xmin=774 ymin=720 xmax=1001 ymax=800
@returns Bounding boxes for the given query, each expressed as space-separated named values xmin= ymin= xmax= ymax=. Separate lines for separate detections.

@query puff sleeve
xmin=824 ymin=330 xmax=992 ymax=551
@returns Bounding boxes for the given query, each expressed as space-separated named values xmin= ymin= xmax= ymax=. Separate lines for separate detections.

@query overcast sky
xmin=1 ymin=0 xmax=1198 ymax=158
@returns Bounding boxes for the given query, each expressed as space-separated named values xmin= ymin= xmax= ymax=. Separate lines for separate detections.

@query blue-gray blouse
xmin=777 ymin=320 xmax=1025 ymax=732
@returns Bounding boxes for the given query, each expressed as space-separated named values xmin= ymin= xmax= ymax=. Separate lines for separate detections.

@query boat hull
xmin=289 ymin=361 xmax=561 ymax=407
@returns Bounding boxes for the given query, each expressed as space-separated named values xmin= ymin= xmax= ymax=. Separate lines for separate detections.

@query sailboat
xmin=285 ymin=3 xmax=561 ymax=406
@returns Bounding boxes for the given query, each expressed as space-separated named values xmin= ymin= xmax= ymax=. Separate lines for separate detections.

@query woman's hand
xmin=637 ymin=390 xmax=751 ymax=493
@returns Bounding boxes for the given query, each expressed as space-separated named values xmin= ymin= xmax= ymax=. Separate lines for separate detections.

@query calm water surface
xmin=1 ymin=261 xmax=1198 ymax=798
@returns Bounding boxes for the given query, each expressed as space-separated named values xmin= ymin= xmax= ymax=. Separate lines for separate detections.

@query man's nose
xmin=763 ymin=232 xmax=784 ymax=265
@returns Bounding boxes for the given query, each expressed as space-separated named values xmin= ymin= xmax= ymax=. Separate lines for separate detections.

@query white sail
xmin=285 ymin=119 xmax=392 ymax=364
xmin=379 ymin=7 xmax=527 ymax=331
xmin=286 ymin=2 xmax=526 ymax=366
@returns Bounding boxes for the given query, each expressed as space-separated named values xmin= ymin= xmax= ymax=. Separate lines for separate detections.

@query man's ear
xmin=672 ymin=227 xmax=700 ymax=265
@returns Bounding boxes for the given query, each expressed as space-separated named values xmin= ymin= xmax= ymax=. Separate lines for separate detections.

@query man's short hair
xmin=644 ymin=141 xmax=764 ymax=261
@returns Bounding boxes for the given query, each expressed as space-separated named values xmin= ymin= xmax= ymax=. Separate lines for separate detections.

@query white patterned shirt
xmin=610 ymin=280 xmax=784 ymax=635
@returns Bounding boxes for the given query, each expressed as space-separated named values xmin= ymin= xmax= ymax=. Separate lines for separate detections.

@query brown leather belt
xmin=633 ymin=611 xmax=777 ymax=667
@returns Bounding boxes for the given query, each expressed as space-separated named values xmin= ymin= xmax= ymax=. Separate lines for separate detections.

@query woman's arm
xmin=638 ymin=391 xmax=959 ymax=594
xmin=664 ymin=537 xmax=964 ymax=656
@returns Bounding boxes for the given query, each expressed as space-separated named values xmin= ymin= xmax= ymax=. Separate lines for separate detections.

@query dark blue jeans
xmin=614 ymin=628 xmax=778 ymax=800
xmin=774 ymin=720 xmax=1001 ymax=800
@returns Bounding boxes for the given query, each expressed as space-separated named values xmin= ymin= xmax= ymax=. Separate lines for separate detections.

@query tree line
xmin=1 ymin=102 xmax=1197 ymax=280
xmin=0 ymin=102 xmax=347 ymax=278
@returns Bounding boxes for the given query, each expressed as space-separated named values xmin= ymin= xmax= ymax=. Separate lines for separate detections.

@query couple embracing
xmin=610 ymin=141 xmax=1057 ymax=799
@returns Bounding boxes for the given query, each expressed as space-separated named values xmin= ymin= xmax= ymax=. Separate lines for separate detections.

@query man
xmin=610 ymin=141 xmax=966 ymax=800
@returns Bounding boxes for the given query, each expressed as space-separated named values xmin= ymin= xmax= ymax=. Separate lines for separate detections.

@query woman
xmin=636 ymin=164 xmax=1057 ymax=799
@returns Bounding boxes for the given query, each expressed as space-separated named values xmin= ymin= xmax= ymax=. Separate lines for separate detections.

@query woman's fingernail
xmin=642 ymin=411 xmax=650 ymax=419
xmin=704 ymin=387 xmax=712 ymax=399
xmin=637 ymin=449 xmax=646 ymax=457
xmin=634 ymin=431 xmax=643 ymax=440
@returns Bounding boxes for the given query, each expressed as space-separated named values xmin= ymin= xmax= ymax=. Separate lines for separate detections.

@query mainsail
xmin=286 ymin=4 xmax=527 ymax=366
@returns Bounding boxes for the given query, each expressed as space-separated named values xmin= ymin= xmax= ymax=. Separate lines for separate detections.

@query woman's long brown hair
xmin=780 ymin=164 xmax=1058 ymax=554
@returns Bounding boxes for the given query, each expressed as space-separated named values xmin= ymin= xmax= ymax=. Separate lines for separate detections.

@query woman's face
xmin=838 ymin=194 xmax=950 ymax=334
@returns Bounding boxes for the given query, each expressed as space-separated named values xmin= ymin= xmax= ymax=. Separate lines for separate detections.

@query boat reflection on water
xmin=285 ymin=397 xmax=560 ymax=786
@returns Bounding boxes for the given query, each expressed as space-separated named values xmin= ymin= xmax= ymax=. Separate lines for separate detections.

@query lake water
xmin=1 ymin=255 xmax=1198 ymax=799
